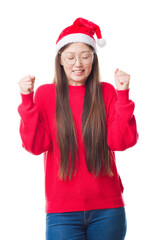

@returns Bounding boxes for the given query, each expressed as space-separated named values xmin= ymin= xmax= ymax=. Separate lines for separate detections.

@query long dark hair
xmin=54 ymin=43 xmax=113 ymax=181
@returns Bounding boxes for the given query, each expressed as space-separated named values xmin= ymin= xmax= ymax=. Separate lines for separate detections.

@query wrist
xmin=20 ymin=91 xmax=34 ymax=106
xmin=116 ymin=89 xmax=130 ymax=104
xmin=116 ymin=85 xmax=129 ymax=91
xmin=20 ymin=90 xmax=33 ymax=95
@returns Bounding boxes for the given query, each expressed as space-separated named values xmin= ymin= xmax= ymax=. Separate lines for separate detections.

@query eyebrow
xmin=64 ymin=50 xmax=91 ymax=54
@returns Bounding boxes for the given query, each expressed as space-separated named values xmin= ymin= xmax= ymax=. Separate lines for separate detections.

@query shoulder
xmin=100 ymin=82 xmax=118 ymax=112
xmin=101 ymin=81 xmax=115 ymax=91
xmin=35 ymin=83 xmax=55 ymax=95
xmin=100 ymin=82 xmax=116 ymax=97
xmin=34 ymin=83 xmax=56 ymax=97
xmin=34 ymin=83 xmax=56 ymax=105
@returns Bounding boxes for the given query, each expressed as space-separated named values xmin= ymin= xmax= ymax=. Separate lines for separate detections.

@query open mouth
xmin=73 ymin=70 xmax=84 ymax=73
xmin=72 ymin=70 xmax=85 ymax=76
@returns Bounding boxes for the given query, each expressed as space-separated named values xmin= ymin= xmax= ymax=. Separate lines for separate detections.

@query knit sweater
xmin=18 ymin=82 xmax=138 ymax=213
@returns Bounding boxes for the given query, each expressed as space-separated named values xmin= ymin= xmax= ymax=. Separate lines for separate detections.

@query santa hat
xmin=56 ymin=18 xmax=106 ymax=53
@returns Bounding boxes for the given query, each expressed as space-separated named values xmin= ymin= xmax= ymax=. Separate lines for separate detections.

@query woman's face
xmin=60 ymin=42 xmax=94 ymax=86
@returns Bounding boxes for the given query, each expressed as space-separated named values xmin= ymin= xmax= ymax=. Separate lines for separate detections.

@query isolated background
xmin=0 ymin=0 xmax=155 ymax=239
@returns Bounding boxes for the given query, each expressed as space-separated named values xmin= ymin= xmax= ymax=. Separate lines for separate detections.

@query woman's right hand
xmin=18 ymin=75 xmax=35 ymax=94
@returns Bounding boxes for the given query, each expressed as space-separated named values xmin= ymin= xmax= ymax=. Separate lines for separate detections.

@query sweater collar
xmin=68 ymin=84 xmax=86 ymax=91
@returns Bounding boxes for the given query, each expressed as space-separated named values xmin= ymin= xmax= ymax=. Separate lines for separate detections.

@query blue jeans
xmin=46 ymin=207 xmax=127 ymax=240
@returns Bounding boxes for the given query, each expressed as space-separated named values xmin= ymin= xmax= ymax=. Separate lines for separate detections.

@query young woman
xmin=18 ymin=18 xmax=138 ymax=240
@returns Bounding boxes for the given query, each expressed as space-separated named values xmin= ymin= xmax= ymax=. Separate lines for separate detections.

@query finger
xmin=117 ymin=70 xmax=129 ymax=76
xmin=23 ymin=81 xmax=33 ymax=85
xmin=117 ymin=78 xmax=129 ymax=85
xmin=31 ymin=75 xmax=35 ymax=79
xmin=20 ymin=77 xmax=31 ymax=83
xmin=22 ymin=85 xmax=33 ymax=90
xmin=22 ymin=75 xmax=35 ymax=81
xmin=118 ymin=76 xmax=130 ymax=82
xmin=30 ymin=75 xmax=35 ymax=81
xmin=115 ymin=68 xmax=119 ymax=74
xmin=22 ymin=79 xmax=35 ymax=85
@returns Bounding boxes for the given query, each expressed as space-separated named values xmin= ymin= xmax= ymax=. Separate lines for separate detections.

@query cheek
xmin=86 ymin=64 xmax=93 ymax=75
xmin=63 ymin=66 xmax=72 ymax=76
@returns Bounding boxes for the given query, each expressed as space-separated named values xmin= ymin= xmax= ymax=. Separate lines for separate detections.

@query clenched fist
xmin=18 ymin=75 xmax=35 ymax=94
xmin=114 ymin=68 xmax=130 ymax=90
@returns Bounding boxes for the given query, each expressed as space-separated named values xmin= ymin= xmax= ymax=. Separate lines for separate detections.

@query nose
xmin=74 ymin=56 xmax=83 ymax=66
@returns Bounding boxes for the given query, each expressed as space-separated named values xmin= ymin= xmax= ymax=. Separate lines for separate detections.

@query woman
xmin=18 ymin=18 xmax=138 ymax=240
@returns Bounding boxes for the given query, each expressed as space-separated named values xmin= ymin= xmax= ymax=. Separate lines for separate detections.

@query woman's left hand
xmin=114 ymin=68 xmax=130 ymax=90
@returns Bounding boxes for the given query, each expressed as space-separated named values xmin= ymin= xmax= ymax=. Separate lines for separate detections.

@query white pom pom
xmin=97 ymin=38 xmax=106 ymax=47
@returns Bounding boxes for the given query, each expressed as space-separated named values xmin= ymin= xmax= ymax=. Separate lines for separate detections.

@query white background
xmin=0 ymin=0 xmax=155 ymax=239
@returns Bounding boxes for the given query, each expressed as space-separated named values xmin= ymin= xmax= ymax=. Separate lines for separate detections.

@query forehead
xmin=62 ymin=42 xmax=91 ymax=54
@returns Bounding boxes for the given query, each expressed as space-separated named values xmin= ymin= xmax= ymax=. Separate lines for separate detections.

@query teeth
xmin=74 ymin=70 xmax=83 ymax=72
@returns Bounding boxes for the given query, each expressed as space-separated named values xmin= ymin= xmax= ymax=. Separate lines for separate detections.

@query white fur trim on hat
xmin=56 ymin=33 xmax=97 ymax=53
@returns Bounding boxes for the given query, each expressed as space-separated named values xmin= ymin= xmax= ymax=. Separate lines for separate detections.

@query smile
xmin=73 ymin=70 xmax=84 ymax=72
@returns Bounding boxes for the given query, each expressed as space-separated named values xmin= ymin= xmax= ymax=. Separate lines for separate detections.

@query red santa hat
xmin=56 ymin=18 xmax=106 ymax=53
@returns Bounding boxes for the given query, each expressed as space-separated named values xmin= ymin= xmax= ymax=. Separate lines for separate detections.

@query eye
xmin=82 ymin=55 xmax=90 ymax=59
xmin=65 ymin=53 xmax=75 ymax=59
xmin=68 ymin=56 xmax=75 ymax=60
xmin=81 ymin=52 xmax=91 ymax=59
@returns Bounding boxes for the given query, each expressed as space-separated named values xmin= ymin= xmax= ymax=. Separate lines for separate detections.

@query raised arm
xmin=105 ymin=69 xmax=139 ymax=151
xmin=18 ymin=75 xmax=51 ymax=155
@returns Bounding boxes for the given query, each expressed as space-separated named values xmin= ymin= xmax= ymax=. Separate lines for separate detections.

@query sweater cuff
xmin=116 ymin=89 xmax=130 ymax=104
xmin=20 ymin=91 xmax=34 ymax=106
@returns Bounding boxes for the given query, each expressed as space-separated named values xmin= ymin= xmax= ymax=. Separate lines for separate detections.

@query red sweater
xmin=18 ymin=82 xmax=138 ymax=213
